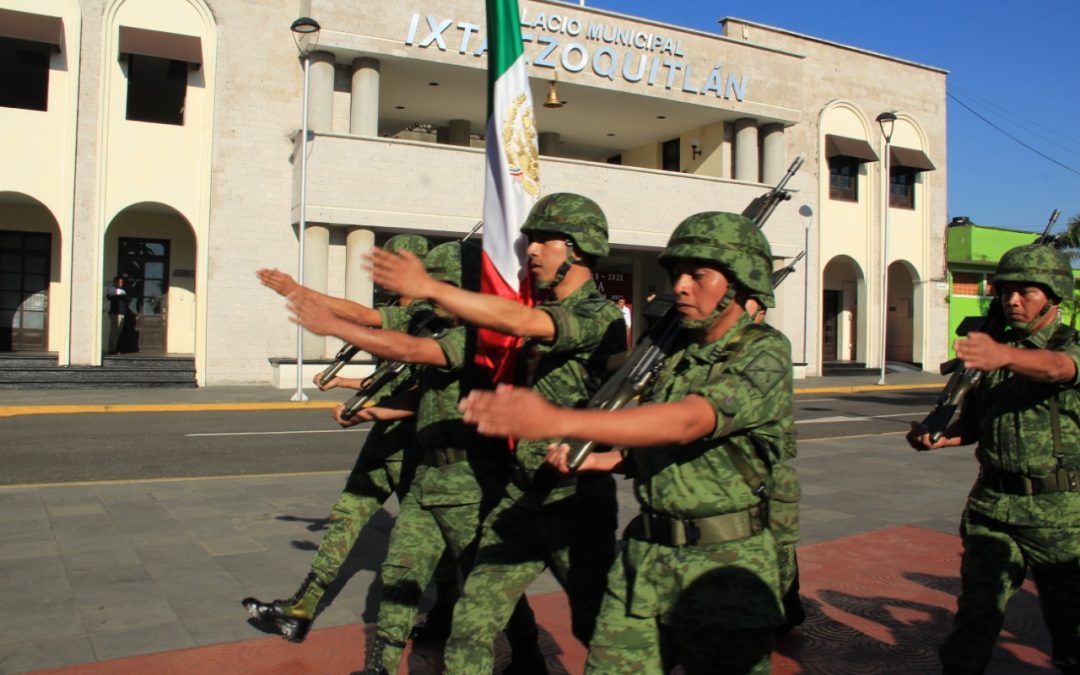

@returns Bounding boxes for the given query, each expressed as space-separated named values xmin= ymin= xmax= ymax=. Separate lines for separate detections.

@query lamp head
xmin=876 ymin=111 xmax=898 ymax=142
xmin=290 ymin=17 xmax=321 ymax=35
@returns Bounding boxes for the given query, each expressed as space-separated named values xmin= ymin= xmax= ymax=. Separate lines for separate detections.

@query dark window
xmin=661 ymin=138 xmax=680 ymax=172
xmin=607 ymin=154 xmax=622 ymax=165
xmin=828 ymin=156 xmax=859 ymax=202
xmin=0 ymin=38 xmax=50 ymax=111
xmin=126 ymin=54 xmax=187 ymax=125
xmin=890 ymin=166 xmax=916 ymax=209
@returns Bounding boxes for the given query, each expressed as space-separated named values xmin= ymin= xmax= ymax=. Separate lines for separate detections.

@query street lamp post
xmin=798 ymin=204 xmax=814 ymax=367
xmin=876 ymin=111 xmax=897 ymax=386
xmin=289 ymin=17 xmax=320 ymax=402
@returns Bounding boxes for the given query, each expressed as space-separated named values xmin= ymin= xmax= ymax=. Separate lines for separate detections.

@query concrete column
xmin=448 ymin=119 xmax=471 ymax=147
xmin=307 ymin=51 xmax=335 ymax=133
xmin=302 ymin=223 xmax=330 ymax=358
xmin=760 ymin=123 xmax=786 ymax=185
xmin=539 ymin=131 xmax=560 ymax=157
xmin=734 ymin=118 xmax=759 ymax=183
xmin=345 ymin=227 xmax=375 ymax=307
xmin=350 ymin=57 xmax=379 ymax=136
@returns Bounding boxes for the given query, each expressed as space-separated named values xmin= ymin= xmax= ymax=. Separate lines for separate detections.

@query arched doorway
xmin=822 ymin=255 xmax=865 ymax=363
xmin=0 ymin=193 xmax=62 ymax=353
xmin=103 ymin=203 xmax=196 ymax=355
xmin=886 ymin=260 xmax=920 ymax=366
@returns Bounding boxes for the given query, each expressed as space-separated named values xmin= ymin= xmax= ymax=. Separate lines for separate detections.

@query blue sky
xmin=581 ymin=0 xmax=1080 ymax=234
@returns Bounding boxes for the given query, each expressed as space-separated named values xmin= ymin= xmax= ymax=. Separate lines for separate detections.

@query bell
xmin=543 ymin=81 xmax=563 ymax=109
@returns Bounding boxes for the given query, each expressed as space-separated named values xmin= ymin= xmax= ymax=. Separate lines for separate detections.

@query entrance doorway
xmin=0 ymin=230 xmax=50 ymax=351
xmin=118 ymin=237 xmax=170 ymax=353
xmin=822 ymin=289 xmax=840 ymax=362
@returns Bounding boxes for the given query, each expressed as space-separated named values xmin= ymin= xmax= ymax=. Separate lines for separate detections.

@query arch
xmin=0 ymin=192 xmax=63 ymax=353
xmin=95 ymin=0 xmax=216 ymax=379
xmin=103 ymin=202 xmax=198 ymax=356
xmin=822 ymin=255 xmax=866 ymax=364
xmin=886 ymin=259 xmax=922 ymax=366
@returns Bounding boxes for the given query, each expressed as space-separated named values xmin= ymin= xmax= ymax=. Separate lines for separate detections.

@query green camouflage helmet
xmin=658 ymin=211 xmax=775 ymax=307
xmin=994 ymin=244 xmax=1073 ymax=302
xmin=521 ymin=193 xmax=609 ymax=257
xmin=425 ymin=241 xmax=463 ymax=288
xmin=384 ymin=234 xmax=430 ymax=260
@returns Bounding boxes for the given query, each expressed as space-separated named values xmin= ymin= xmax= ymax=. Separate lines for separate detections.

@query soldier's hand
xmin=332 ymin=403 xmax=367 ymax=427
xmin=545 ymin=443 xmax=573 ymax=474
xmin=288 ymin=291 xmax=342 ymax=337
xmin=459 ymin=385 xmax=555 ymax=439
xmin=954 ymin=331 xmax=1009 ymax=372
xmin=256 ymin=268 xmax=298 ymax=297
xmin=906 ymin=421 xmax=960 ymax=451
xmin=367 ymin=248 xmax=435 ymax=299
xmin=313 ymin=372 xmax=341 ymax=391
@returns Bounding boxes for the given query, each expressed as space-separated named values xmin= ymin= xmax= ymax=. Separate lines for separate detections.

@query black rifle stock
xmin=563 ymin=158 xmax=804 ymax=471
xmin=772 ymin=250 xmax=806 ymax=287
xmin=918 ymin=207 xmax=1061 ymax=444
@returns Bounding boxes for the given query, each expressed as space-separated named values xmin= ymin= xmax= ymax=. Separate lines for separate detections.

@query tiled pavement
xmin=0 ymin=372 xmax=1056 ymax=674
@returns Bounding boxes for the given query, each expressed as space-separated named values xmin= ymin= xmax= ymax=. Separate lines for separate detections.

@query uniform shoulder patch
xmin=745 ymin=349 xmax=786 ymax=395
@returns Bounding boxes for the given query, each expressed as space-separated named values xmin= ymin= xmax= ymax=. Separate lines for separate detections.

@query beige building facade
xmin=0 ymin=0 xmax=948 ymax=385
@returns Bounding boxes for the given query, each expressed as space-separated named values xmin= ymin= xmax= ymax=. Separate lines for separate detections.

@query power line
xmin=951 ymin=85 xmax=1080 ymax=157
xmin=948 ymin=92 xmax=1080 ymax=178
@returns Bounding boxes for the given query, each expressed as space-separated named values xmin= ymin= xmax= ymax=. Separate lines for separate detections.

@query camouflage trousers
xmin=584 ymin=526 xmax=782 ymax=674
xmin=940 ymin=509 xmax=1080 ymax=675
xmin=443 ymin=475 xmax=618 ymax=672
xmin=373 ymin=457 xmax=523 ymax=673
xmin=308 ymin=444 xmax=418 ymax=586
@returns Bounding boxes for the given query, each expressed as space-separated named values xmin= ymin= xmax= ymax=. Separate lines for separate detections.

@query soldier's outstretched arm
xmin=257 ymin=268 xmax=382 ymax=327
xmin=459 ymin=385 xmax=715 ymax=447
xmin=368 ymin=248 xmax=555 ymax=339
xmin=287 ymin=291 xmax=447 ymax=367
xmin=956 ymin=332 xmax=1077 ymax=383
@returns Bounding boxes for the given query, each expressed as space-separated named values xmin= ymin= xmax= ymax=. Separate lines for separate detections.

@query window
xmin=606 ymin=154 xmax=622 ymax=165
xmin=985 ymin=274 xmax=995 ymax=297
xmin=126 ymin=54 xmax=187 ymax=125
xmin=661 ymin=138 xmax=680 ymax=172
xmin=828 ymin=156 xmax=859 ymax=202
xmin=890 ymin=167 xmax=917 ymax=209
xmin=952 ymin=272 xmax=981 ymax=296
xmin=0 ymin=38 xmax=50 ymax=111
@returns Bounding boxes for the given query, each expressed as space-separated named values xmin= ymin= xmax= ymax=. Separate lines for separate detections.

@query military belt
xmin=979 ymin=464 xmax=1080 ymax=496
xmin=424 ymin=448 xmax=469 ymax=467
xmin=634 ymin=507 xmax=766 ymax=547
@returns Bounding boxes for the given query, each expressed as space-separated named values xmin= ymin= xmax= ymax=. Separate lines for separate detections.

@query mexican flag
xmin=476 ymin=0 xmax=540 ymax=383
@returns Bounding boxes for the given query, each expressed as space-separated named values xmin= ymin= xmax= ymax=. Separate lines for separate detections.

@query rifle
xmin=339 ymin=312 xmax=443 ymax=421
xmin=772 ymin=251 xmax=806 ymax=287
xmin=564 ymin=158 xmax=804 ymax=471
xmin=918 ymin=208 xmax=1061 ymax=444
xmin=322 ymin=222 xmax=482 ymax=399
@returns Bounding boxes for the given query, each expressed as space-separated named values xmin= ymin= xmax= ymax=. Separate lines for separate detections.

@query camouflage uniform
xmin=366 ymin=242 xmax=534 ymax=673
xmin=444 ymin=194 xmax=626 ymax=673
xmin=242 ymin=235 xmax=442 ymax=642
xmin=938 ymin=245 xmax=1080 ymax=675
xmin=585 ymin=213 xmax=790 ymax=674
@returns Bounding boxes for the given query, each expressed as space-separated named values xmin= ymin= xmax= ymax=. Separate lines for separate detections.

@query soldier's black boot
xmin=241 ymin=572 xmax=326 ymax=643
xmin=775 ymin=580 xmax=806 ymax=636
xmin=351 ymin=634 xmax=405 ymax=675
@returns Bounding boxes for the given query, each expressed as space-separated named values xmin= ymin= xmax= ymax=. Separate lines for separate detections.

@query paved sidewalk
xmin=0 ymin=370 xmax=948 ymax=417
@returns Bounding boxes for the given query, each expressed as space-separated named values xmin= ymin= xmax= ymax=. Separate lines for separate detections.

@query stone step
xmin=0 ymin=354 xmax=197 ymax=388
xmin=0 ymin=354 xmax=59 ymax=369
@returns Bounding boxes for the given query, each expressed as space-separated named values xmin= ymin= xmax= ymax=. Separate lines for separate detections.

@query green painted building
xmin=946 ymin=217 xmax=1078 ymax=359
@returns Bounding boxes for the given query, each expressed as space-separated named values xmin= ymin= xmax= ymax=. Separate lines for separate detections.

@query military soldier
xmin=907 ymin=244 xmax=1080 ymax=675
xmin=288 ymin=240 xmax=543 ymax=674
xmin=243 ymin=235 xmax=459 ymax=642
xmin=460 ymin=211 xmax=792 ymax=673
xmin=369 ymin=193 xmax=626 ymax=672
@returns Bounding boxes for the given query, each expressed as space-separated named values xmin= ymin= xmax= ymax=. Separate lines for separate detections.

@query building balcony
xmin=294 ymin=133 xmax=798 ymax=251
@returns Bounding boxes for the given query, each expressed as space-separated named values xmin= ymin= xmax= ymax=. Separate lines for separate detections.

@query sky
xmin=578 ymin=0 xmax=1080 ymax=234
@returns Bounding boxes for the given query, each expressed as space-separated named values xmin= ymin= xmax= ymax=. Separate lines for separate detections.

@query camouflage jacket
xmin=628 ymin=313 xmax=794 ymax=519
xmin=516 ymin=278 xmax=626 ymax=471
xmin=959 ymin=316 xmax=1080 ymax=525
xmin=369 ymin=301 xmax=434 ymax=409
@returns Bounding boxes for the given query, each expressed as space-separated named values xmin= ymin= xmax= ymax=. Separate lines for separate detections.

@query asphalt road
xmin=0 ymin=389 xmax=941 ymax=485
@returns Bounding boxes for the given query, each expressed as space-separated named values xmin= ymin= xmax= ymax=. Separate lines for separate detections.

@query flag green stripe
xmin=486 ymin=0 xmax=525 ymax=118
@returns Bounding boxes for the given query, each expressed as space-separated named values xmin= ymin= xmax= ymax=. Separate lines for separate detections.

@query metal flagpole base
xmin=291 ymin=390 xmax=309 ymax=402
